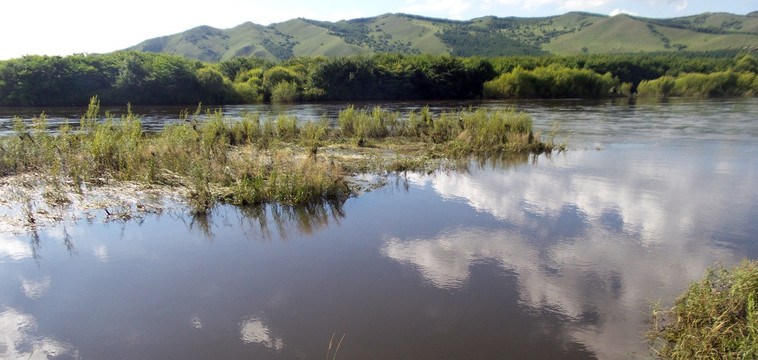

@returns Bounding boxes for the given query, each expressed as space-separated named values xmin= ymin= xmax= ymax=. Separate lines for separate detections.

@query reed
xmin=326 ymin=332 xmax=346 ymax=360
xmin=648 ymin=260 xmax=758 ymax=359
xmin=0 ymin=97 xmax=556 ymax=215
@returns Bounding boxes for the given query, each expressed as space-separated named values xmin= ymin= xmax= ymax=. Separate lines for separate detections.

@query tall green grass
xmin=648 ymin=260 xmax=758 ymax=359
xmin=482 ymin=65 xmax=622 ymax=99
xmin=335 ymin=105 xmax=555 ymax=154
xmin=0 ymin=97 xmax=555 ymax=214
xmin=637 ymin=71 xmax=758 ymax=98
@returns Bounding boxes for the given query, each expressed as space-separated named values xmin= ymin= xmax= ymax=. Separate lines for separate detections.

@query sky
xmin=1 ymin=0 xmax=756 ymax=60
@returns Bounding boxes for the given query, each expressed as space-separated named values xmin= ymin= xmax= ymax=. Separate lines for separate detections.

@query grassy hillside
xmin=273 ymin=19 xmax=365 ymax=57
xmin=544 ymin=14 xmax=758 ymax=54
xmin=127 ymin=12 xmax=758 ymax=61
xmin=129 ymin=22 xmax=291 ymax=62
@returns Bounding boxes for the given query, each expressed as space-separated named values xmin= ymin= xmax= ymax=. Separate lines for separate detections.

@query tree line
xmin=0 ymin=51 xmax=755 ymax=106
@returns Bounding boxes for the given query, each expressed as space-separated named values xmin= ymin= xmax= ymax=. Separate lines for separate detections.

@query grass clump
xmin=648 ymin=260 xmax=758 ymax=359
xmin=336 ymin=105 xmax=557 ymax=154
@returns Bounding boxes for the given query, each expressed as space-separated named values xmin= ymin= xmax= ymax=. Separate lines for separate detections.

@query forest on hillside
xmin=0 ymin=51 xmax=756 ymax=107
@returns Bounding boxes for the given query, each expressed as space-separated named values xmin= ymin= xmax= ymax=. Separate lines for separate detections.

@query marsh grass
xmin=648 ymin=260 xmax=758 ymax=359
xmin=0 ymin=97 xmax=556 ymax=216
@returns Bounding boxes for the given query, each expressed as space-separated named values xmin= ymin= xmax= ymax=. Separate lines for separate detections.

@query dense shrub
xmin=0 ymin=52 xmax=754 ymax=106
xmin=482 ymin=65 xmax=620 ymax=98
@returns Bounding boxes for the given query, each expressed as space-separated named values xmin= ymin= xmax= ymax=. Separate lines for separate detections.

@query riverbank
xmin=0 ymin=98 xmax=558 ymax=233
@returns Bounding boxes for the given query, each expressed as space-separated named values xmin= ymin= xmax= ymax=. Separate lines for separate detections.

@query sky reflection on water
xmin=382 ymin=140 xmax=758 ymax=358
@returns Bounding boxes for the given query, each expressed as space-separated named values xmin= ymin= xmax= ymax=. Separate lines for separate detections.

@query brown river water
xmin=1 ymin=98 xmax=757 ymax=359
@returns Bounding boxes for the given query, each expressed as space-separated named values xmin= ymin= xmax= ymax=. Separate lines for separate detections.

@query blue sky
xmin=1 ymin=0 xmax=756 ymax=60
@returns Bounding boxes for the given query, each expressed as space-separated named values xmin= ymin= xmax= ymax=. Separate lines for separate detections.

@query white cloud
xmin=610 ymin=8 xmax=639 ymax=16
xmin=402 ymin=0 xmax=473 ymax=18
xmin=652 ymin=0 xmax=689 ymax=11
xmin=325 ymin=10 xmax=367 ymax=22
xmin=496 ymin=0 xmax=609 ymax=11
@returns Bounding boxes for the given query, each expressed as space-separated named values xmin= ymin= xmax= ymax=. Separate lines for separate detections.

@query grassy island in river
xmin=0 ymin=97 xmax=558 ymax=224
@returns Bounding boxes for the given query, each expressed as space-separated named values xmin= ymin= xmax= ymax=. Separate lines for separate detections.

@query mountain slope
xmin=544 ymin=14 xmax=758 ymax=54
xmin=126 ymin=12 xmax=758 ymax=61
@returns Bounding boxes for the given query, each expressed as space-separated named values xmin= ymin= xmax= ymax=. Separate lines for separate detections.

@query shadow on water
xmin=184 ymin=200 xmax=347 ymax=242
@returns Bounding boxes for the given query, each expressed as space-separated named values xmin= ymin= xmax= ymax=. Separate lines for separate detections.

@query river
xmin=1 ymin=98 xmax=757 ymax=359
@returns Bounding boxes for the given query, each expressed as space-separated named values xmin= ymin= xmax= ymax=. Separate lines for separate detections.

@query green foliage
xmin=196 ymin=66 xmax=237 ymax=103
xmin=306 ymin=53 xmax=492 ymax=101
xmin=452 ymin=108 xmax=539 ymax=153
xmin=233 ymin=81 xmax=265 ymax=103
xmin=483 ymin=65 xmax=618 ymax=98
xmin=637 ymin=71 xmax=757 ymax=98
xmin=262 ymin=66 xmax=300 ymax=89
xmin=337 ymin=105 xmax=400 ymax=139
xmin=734 ymin=54 xmax=758 ymax=73
xmin=217 ymin=56 xmax=273 ymax=80
xmin=0 ymin=52 xmax=754 ymax=106
xmin=648 ymin=260 xmax=758 ymax=359
xmin=637 ymin=76 xmax=677 ymax=98
xmin=270 ymin=81 xmax=299 ymax=102
xmin=0 ymin=54 xmax=117 ymax=106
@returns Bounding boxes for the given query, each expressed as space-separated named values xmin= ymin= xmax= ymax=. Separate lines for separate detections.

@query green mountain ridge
xmin=127 ymin=12 xmax=758 ymax=61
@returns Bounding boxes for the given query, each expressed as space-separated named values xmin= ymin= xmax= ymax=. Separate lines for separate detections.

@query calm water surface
xmin=1 ymin=98 xmax=757 ymax=359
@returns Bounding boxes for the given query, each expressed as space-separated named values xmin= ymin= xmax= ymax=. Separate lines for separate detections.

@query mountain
xmin=127 ymin=12 xmax=758 ymax=62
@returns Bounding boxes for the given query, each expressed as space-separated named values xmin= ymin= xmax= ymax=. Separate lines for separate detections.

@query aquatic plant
xmin=0 ymin=97 xmax=556 ymax=215
xmin=648 ymin=260 xmax=758 ymax=359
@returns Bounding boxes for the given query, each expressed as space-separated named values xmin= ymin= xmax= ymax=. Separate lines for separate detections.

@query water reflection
xmin=239 ymin=316 xmax=284 ymax=351
xmin=0 ymin=199 xmax=346 ymax=265
xmin=21 ymin=276 xmax=51 ymax=299
xmin=384 ymin=144 xmax=757 ymax=358
xmin=187 ymin=201 xmax=345 ymax=242
xmin=0 ymin=307 xmax=77 ymax=359
xmin=0 ymin=234 xmax=32 ymax=261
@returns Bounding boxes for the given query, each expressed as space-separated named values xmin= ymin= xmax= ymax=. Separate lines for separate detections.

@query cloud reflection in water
xmin=240 ymin=316 xmax=284 ymax=351
xmin=21 ymin=277 xmax=51 ymax=300
xmin=0 ymin=235 xmax=32 ymax=261
xmin=0 ymin=307 xmax=77 ymax=359
xmin=383 ymin=147 xmax=756 ymax=358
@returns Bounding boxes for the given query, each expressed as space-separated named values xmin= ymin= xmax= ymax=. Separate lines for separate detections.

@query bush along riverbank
xmin=2 ymin=52 xmax=755 ymax=107
xmin=648 ymin=260 xmax=758 ymax=359
xmin=0 ymin=97 xmax=559 ymax=226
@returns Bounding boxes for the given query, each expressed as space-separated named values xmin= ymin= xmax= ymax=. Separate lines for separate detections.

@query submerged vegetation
xmin=648 ymin=260 xmax=758 ymax=359
xmin=1 ymin=52 xmax=757 ymax=107
xmin=0 ymin=97 xmax=557 ymax=218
